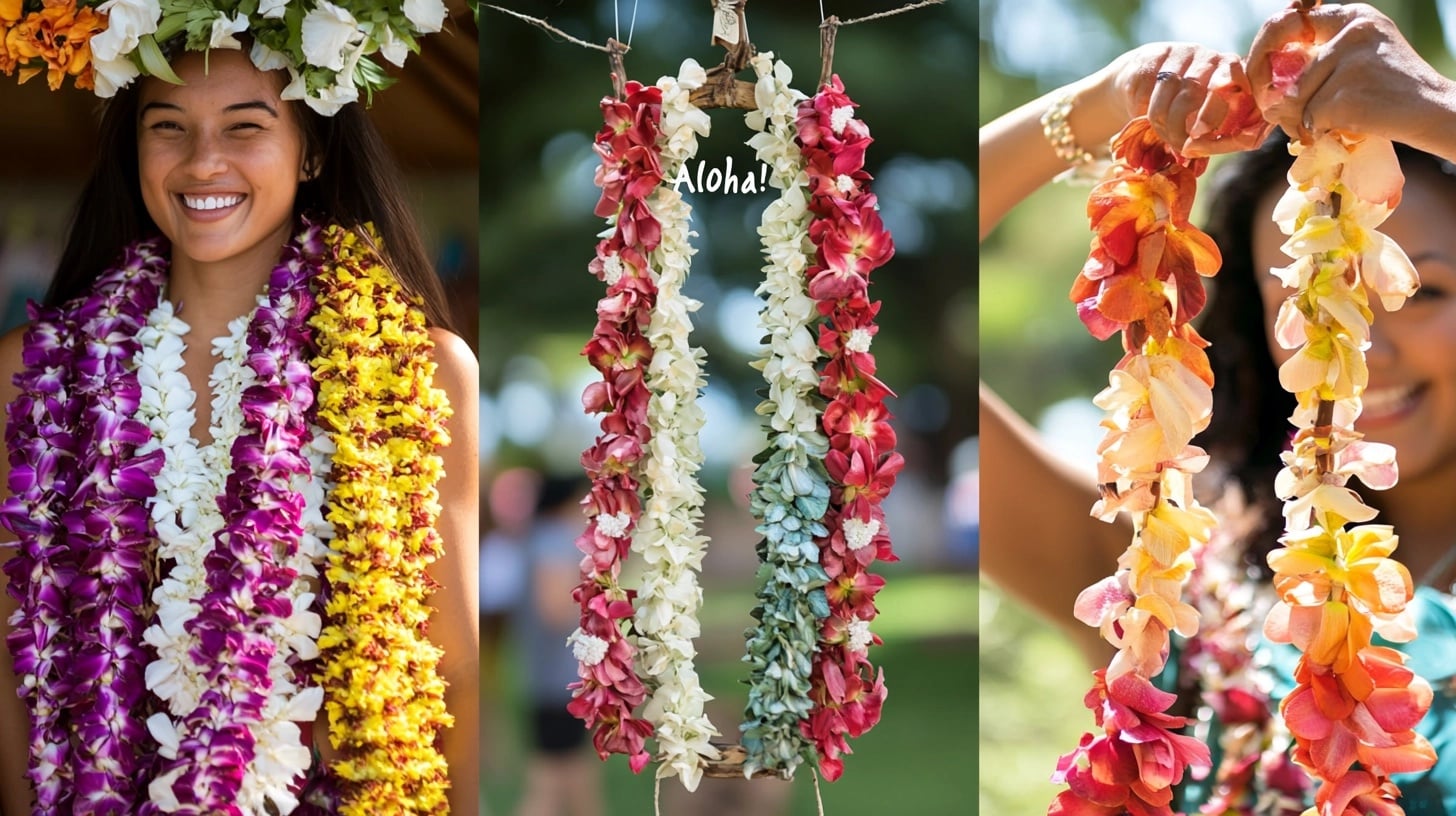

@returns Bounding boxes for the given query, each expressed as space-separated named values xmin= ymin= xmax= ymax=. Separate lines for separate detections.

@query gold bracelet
xmin=1040 ymin=91 xmax=1096 ymax=167
xmin=1040 ymin=91 xmax=1111 ymax=183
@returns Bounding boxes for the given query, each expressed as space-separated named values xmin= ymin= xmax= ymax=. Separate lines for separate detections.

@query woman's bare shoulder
xmin=426 ymin=328 xmax=478 ymax=387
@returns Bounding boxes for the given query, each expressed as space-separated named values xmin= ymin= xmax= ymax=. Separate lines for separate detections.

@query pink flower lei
xmin=568 ymin=79 xmax=662 ymax=773
xmin=795 ymin=74 xmax=902 ymax=783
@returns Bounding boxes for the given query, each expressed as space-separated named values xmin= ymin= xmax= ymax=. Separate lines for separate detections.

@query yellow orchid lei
xmin=309 ymin=223 xmax=454 ymax=814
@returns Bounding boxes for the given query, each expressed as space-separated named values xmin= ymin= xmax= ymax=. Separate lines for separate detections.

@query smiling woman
xmin=0 ymin=12 xmax=479 ymax=816
xmin=137 ymin=53 xmax=310 ymax=297
xmin=978 ymin=13 xmax=1456 ymax=811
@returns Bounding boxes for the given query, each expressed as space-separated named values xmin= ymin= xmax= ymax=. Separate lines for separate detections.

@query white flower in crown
xmin=375 ymin=22 xmax=411 ymax=68
xmin=91 ymin=0 xmax=159 ymax=60
xmin=301 ymin=1 xmax=365 ymax=72
xmin=209 ymin=12 xmax=249 ymax=50
xmin=258 ymin=0 xmax=289 ymax=19
xmin=89 ymin=0 xmax=159 ymax=96
xmin=251 ymin=40 xmax=292 ymax=72
xmin=403 ymin=0 xmax=449 ymax=34
xmin=282 ymin=64 xmax=361 ymax=117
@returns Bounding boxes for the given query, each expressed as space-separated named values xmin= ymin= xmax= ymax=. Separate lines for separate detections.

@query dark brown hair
xmin=46 ymin=61 xmax=455 ymax=333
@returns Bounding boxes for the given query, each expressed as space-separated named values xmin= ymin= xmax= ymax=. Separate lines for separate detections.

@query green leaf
xmin=136 ymin=35 xmax=185 ymax=85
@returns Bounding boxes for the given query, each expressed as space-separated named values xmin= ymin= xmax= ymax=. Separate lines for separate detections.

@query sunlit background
xmin=979 ymin=1 xmax=1456 ymax=814
xmin=481 ymin=1 xmax=974 ymax=814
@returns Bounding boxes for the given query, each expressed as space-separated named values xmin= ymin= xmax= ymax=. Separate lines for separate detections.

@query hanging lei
xmin=630 ymin=58 xmax=721 ymax=793
xmin=1 ymin=219 xmax=453 ymax=814
xmin=569 ymin=70 xmax=664 ymax=777
xmin=573 ymin=51 xmax=902 ymax=786
xmin=792 ymin=70 xmax=900 ymax=783
xmin=570 ymin=58 xmax=721 ymax=792
xmin=740 ymin=52 xmax=831 ymax=780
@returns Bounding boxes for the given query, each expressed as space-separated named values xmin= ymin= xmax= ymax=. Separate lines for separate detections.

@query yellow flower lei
xmin=309 ymin=223 xmax=454 ymax=814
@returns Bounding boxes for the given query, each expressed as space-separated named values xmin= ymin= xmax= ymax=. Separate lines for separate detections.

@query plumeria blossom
xmin=1253 ymin=25 xmax=1436 ymax=810
xmin=1051 ymin=66 xmax=1266 ymax=813
xmin=795 ymin=72 xmax=900 ymax=783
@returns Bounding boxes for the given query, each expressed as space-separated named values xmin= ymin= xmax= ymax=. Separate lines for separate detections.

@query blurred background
xmin=979 ymin=1 xmax=1456 ymax=813
xmin=480 ymin=1 xmax=974 ymax=814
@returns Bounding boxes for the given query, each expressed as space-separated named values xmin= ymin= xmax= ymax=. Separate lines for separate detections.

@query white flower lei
xmin=135 ymin=298 xmax=332 ymax=814
xmin=738 ymin=51 xmax=826 ymax=775
xmin=746 ymin=52 xmax=818 ymax=446
xmin=631 ymin=57 xmax=721 ymax=792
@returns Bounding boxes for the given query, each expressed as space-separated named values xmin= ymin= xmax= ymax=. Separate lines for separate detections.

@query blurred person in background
xmin=480 ymin=466 xmax=538 ymax=776
xmin=514 ymin=473 xmax=603 ymax=816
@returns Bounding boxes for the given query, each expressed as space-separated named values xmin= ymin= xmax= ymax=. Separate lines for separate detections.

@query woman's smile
xmin=1360 ymin=382 xmax=1425 ymax=428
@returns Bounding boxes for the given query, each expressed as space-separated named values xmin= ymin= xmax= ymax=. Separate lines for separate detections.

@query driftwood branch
xmin=698 ymin=741 xmax=794 ymax=780
xmin=484 ymin=5 xmax=631 ymax=96
xmin=820 ymin=1 xmax=946 ymax=85
xmin=483 ymin=5 xmax=618 ymax=53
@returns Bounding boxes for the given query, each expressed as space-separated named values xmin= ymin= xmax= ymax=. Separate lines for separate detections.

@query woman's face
xmin=137 ymin=49 xmax=308 ymax=277
xmin=1253 ymin=163 xmax=1456 ymax=484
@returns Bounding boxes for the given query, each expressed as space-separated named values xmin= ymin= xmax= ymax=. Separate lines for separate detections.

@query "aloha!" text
xmin=670 ymin=156 xmax=771 ymax=194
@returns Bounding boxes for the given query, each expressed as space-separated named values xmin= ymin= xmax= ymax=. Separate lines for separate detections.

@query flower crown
xmin=0 ymin=0 xmax=454 ymax=115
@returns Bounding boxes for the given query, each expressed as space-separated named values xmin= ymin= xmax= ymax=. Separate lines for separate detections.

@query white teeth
xmin=182 ymin=194 xmax=242 ymax=211
xmin=1362 ymin=384 xmax=1419 ymax=417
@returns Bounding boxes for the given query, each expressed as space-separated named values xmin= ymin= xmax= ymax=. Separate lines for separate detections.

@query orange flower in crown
xmin=4 ymin=0 xmax=103 ymax=89
xmin=0 ymin=0 xmax=22 ymax=75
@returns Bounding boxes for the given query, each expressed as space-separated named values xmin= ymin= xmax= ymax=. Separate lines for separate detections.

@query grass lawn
xmin=483 ymin=569 xmax=977 ymax=815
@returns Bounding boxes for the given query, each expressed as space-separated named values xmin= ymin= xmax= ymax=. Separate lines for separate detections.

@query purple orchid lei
xmin=141 ymin=220 xmax=323 ymax=815
xmin=1 ymin=216 xmax=450 ymax=814
xmin=3 ymin=222 xmax=331 ymax=814
xmin=1 ymin=239 xmax=168 ymax=813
